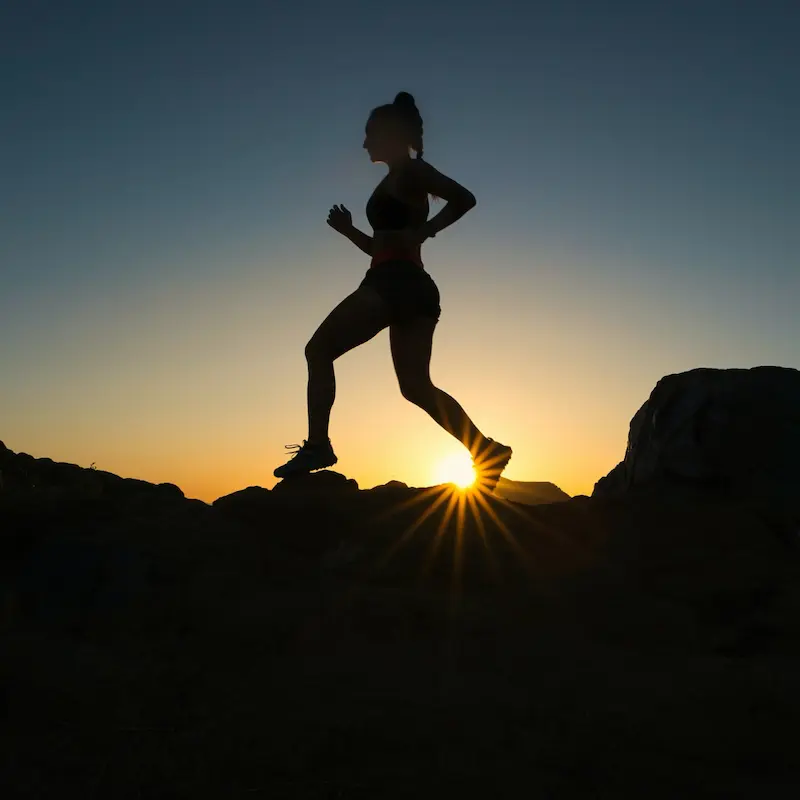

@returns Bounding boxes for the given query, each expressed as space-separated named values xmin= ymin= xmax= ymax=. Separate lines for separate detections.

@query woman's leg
xmin=389 ymin=316 xmax=488 ymax=457
xmin=305 ymin=287 xmax=390 ymax=444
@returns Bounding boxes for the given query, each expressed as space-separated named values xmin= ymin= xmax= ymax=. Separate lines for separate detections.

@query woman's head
xmin=364 ymin=91 xmax=425 ymax=165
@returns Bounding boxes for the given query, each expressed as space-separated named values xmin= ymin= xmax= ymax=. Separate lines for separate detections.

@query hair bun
xmin=393 ymin=91 xmax=416 ymax=109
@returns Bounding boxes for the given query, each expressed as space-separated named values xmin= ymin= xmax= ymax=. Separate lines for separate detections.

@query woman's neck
xmin=387 ymin=153 xmax=412 ymax=174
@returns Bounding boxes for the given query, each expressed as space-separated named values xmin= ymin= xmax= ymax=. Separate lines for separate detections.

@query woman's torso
xmin=367 ymin=167 xmax=429 ymax=268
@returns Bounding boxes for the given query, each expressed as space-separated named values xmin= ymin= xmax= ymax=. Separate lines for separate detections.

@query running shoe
xmin=473 ymin=438 xmax=513 ymax=494
xmin=273 ymin=439 xmax=338 ymax=479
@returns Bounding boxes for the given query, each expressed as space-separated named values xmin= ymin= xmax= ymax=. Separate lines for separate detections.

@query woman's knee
xmin=399 ymin=379 xmax=436 ymax=408
xmin=305 ymin=335 xmax=333 ymax=364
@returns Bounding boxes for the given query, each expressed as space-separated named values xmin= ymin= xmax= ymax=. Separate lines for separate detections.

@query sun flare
xmin=433 ymin=451 xmax=476 ymax=489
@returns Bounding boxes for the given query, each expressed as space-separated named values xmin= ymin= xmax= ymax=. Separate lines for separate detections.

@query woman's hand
xmin=327 ymin=204 xmax=353 ymax=235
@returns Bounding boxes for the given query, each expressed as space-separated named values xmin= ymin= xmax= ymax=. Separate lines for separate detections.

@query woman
xmin=274 ymin=91 xmax=512 ymax=492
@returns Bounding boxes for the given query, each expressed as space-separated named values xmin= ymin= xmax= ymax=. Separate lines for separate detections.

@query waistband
xmin=370 ymin=250 xmax=424 ymax=269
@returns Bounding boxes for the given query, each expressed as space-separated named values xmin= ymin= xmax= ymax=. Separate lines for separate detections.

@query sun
xmin=433 ymin=451 xmax=476 ymax=489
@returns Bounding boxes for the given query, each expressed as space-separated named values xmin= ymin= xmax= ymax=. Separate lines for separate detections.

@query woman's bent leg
xmin=389 ymin=316 xmax=513 ymax=491
xmin=389 ymin=317 xmax=488 ymax=456
xmin=305 ymin=287 xmax=390 ymax=444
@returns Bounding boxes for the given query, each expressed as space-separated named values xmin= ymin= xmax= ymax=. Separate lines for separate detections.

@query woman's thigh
xmin=389 ymin=315 xmax=437 ymax=392
xmin=306 ymin=286 xmax=391 ymax=361
xmin=361 ymin=260 xmax=441 ymax=326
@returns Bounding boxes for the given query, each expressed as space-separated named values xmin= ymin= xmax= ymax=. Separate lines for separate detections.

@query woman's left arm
xmin=411 ymin=160 xmax=477 ymax=241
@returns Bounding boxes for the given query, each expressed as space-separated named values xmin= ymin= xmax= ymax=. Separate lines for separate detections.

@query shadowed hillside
xmin=2 ymin=416 xmax=800 ymax=797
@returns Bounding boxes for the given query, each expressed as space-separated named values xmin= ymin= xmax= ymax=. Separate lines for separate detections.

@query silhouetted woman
xmin=274 ymin=91 xmax=512 ymax=492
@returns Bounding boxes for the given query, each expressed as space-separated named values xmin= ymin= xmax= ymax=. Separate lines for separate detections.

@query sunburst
xmin=432 ymin=451 xmax=476 ymax=489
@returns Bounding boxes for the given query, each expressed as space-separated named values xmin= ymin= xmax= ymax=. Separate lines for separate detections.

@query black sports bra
xmin=366 ymin=191 xmax=412 ymax=230
xmin=366 ymin=179 xmax=428 ymax=231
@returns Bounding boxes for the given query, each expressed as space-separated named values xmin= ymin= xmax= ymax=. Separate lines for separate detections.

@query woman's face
xmin=363 ymin=114 xmax=406 ymax=163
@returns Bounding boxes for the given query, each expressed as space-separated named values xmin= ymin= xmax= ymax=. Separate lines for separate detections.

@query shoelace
xmin=283 ymin=442 xmax=306 ymax=459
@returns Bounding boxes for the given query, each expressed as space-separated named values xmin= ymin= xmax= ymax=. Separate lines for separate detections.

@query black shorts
xmin=359 ymin=259 xmax=441 ymax=325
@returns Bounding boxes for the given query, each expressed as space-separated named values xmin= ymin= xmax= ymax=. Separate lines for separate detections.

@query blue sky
xmin=2 ymin=0 xmax=798 ymax=500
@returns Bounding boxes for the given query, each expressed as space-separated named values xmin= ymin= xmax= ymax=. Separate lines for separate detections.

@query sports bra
xmin=366 ymin=178 xmax=428 ymax=231
xmin=366 ymin=191 xmax=413 ymax=230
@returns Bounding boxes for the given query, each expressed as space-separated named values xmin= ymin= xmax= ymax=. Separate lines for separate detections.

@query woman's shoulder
xmin=395 ymin=158 xmax=432 ymax=198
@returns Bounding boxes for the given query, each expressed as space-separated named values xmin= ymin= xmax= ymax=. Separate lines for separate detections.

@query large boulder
xmin=593 ymin=366 xmax=800 ymax=505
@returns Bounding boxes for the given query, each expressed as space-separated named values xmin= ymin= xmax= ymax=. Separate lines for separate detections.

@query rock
xmin=214 ymin=486 xmax=271 ymax=504
xmin=359 ymin=479 xmax=416 ymax=507
xmin=593 ymin=366 xmax=800 ymax=507
xmin=157 ymin=482 xmax=184 ymax=499
xmin=212 ymin=486 xmax=273 ymax=522
xmin=119 ymin=477 xmax=160 ymax=495
xmin=213 ymin=474 xmax=360 ymax=529
xmin=0 ymin=445 xmax=186 ymax=515
xmin=5 ymin=438 xmax=800 ymax=795
xmin=271 ymin=470 xmax=359 ymax=495
xmin=362 ymin=479 xmax=413 ymax=498
xmin=371 ymin=480 xmax=409 ymax=491
xmin=495 ymin=478 xmax=570 ymax=505
xmin=14 ymin=536 xmax=150 ymax=628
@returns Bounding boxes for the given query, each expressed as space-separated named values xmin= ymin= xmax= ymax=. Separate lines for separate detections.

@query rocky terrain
xmin=2 ymin=367 xmax=800 ymax=797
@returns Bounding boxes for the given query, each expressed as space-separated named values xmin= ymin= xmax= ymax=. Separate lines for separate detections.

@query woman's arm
xmin=410 ymin=160 xmax=477 ymax=240
xmin=420 ymin=200 xmax=475 ymax=240
xmin=342 ymin=224 xmax=374 ymax=256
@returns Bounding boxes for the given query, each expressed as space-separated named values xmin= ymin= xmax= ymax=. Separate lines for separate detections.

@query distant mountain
xmin=494 ymin=477 xmax=570 ymax=505
xmin=365 ymin=477 xmax=569 ymax=505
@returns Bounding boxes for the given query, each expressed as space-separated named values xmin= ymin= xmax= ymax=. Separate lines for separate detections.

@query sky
xmin=2 ymin=0 xmax=798 ymax=502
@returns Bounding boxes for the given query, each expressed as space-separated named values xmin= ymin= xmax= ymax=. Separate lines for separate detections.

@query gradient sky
xmin=2 ymin=0 xmax=798 ymax=502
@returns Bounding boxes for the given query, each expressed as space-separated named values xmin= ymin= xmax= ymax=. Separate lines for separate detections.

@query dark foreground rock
xmin=593 ymin=366 xmax=800 ymax=503
xmin=271 ymin=469 xmax=359 ymax=496
xmin=2 ymin=443 xmax=800 ymax=797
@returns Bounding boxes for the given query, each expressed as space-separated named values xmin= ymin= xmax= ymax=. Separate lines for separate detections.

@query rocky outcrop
xmin=0 ymin=440 xmax=184 ymax=502
xmin=3 ymin=440 xmax=800 ymax=795
xmin=368 ymin=479 xmax=410 ymax=491
xmin=271 ymin=469 xmax=359 ymax=496
xmin=495 ymin=478 xmax=570 ymax=505
xmin=593 ymin=366 xmax=800 ymax=506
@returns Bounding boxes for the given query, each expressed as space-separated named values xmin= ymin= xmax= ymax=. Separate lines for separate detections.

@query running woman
xmin=274 ymin=91 xmax=512 ymax=492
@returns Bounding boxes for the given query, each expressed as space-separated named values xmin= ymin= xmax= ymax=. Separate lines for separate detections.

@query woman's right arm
xmin=342 ymin=225 xmax=373 ymax=257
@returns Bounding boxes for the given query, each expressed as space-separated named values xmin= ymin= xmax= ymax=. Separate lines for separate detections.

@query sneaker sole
xmin=273 ymin=456 xmax=338 ymax=479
